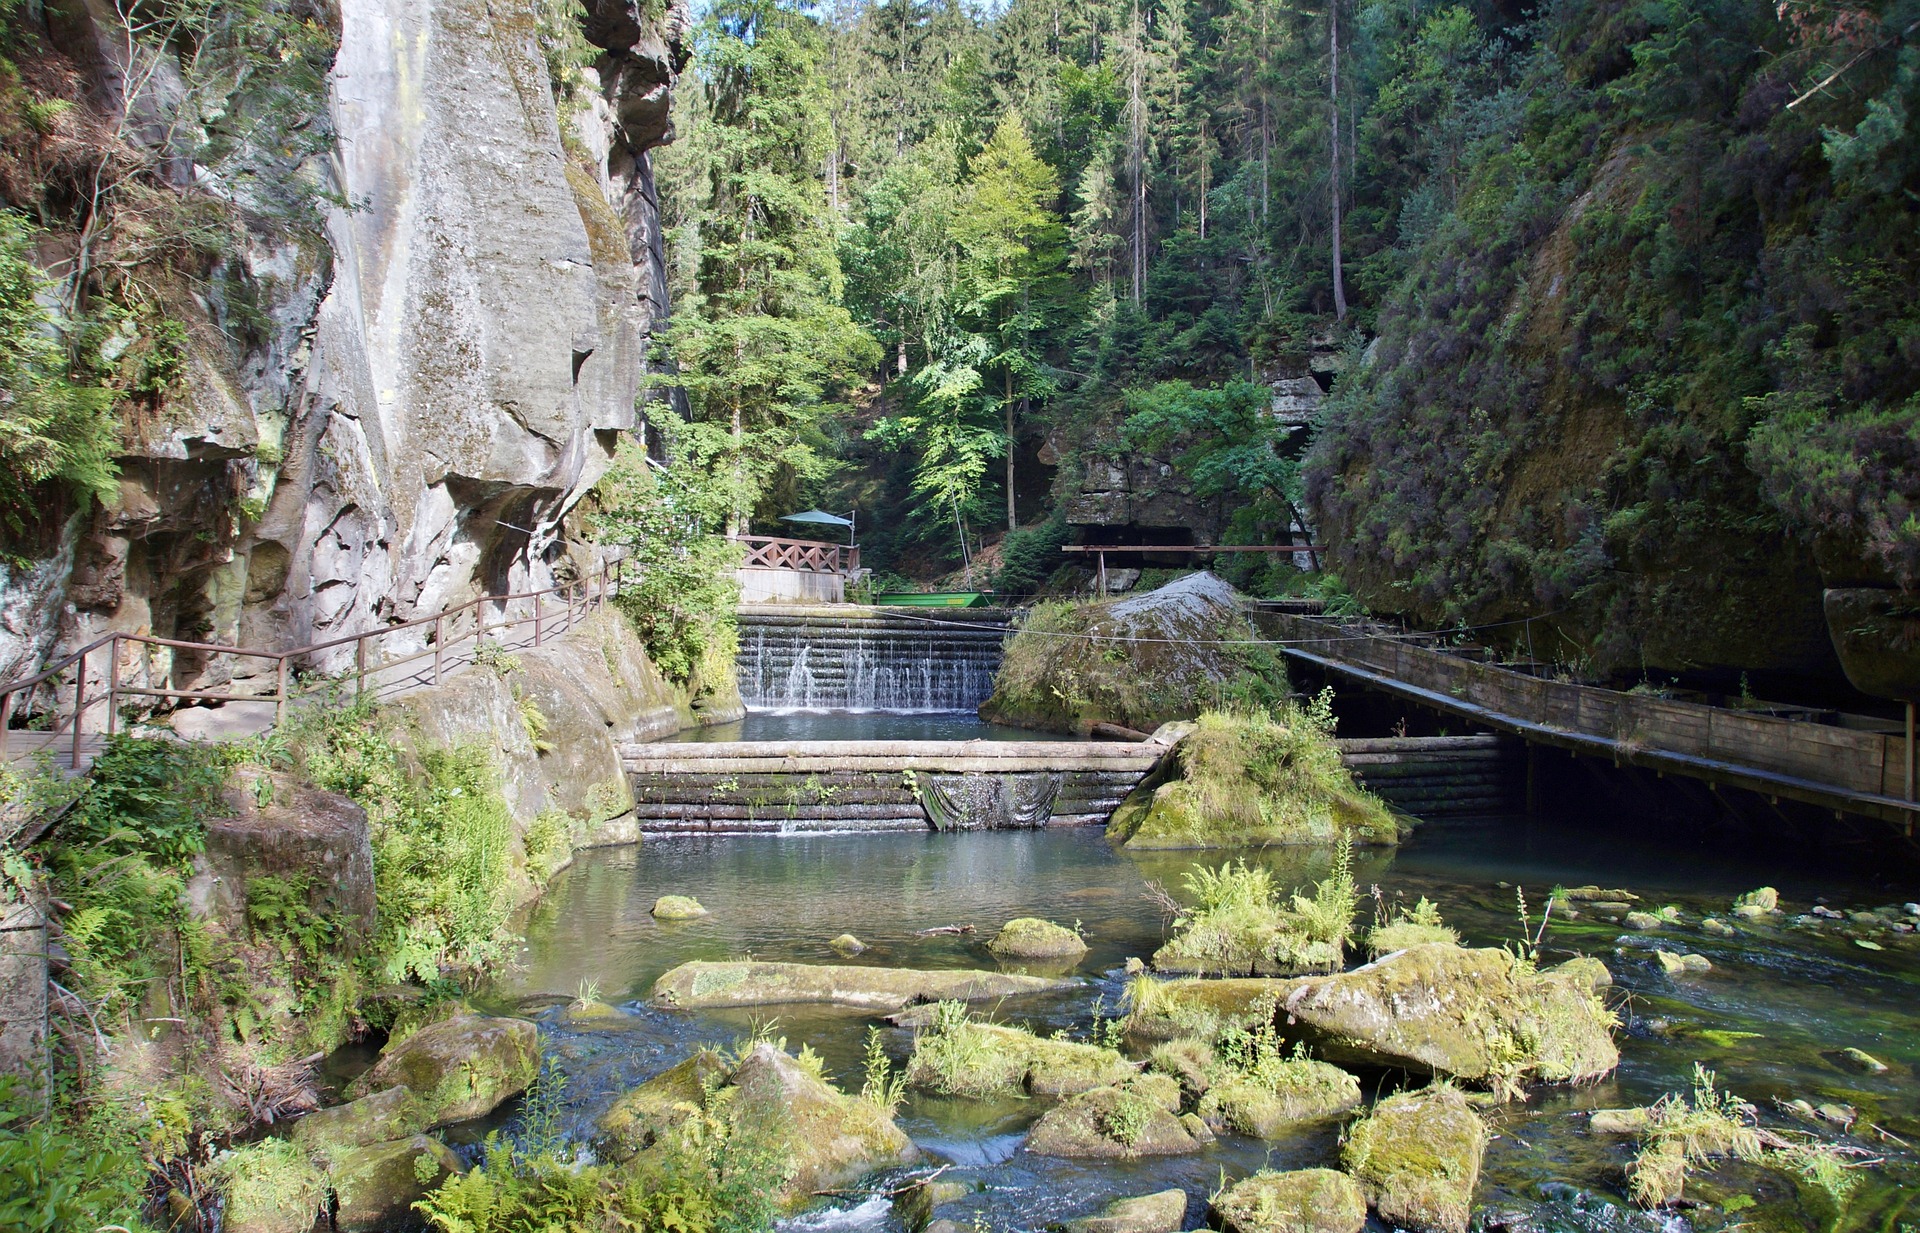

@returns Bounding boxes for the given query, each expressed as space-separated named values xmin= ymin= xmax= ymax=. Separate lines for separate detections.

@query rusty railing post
xmin=106 ymin=639 xmax=119 ymax=737
xmin=433 ymin=613 xmax=444 ymax=684
xmin=71 ymin=650 xmax=86 ymax=769
xmin=356 ymin=633 xmax=368 ymax=700
xmin=275 ymin=654 xmax=289 ymax=728
xmin=1 ymin=690 xmax=13 ymax=762
xmin=533 ymin=593 xmax=544 ymax=647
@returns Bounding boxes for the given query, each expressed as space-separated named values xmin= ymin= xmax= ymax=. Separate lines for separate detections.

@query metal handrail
xmin=0 ymin=553 xmax=628 ymax=768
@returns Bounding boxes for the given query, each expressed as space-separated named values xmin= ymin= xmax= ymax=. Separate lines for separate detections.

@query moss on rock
xmin=1024 ymin=1076 xmax=1200 ymax=1158
xmin=652 ymin=960 xmax=1073 ymax=1011
xmin=327 ymin=1135 xmax=464 ymax=1233
xmin=291 ymin=1085 xmax=426 ymax=1152
xmin=215 ymin=1139 xmax=327 ymax=1233
xmin=651 ymin=894 xmax=709 ymax=919
xmin=1341 ymin=1085 xmax=1487 ymax=1233
xmin=1197 ymin=1058 xmax=1361 ymax=1137
xmin=980 ymin=574 xmax=1288 ymax=734
xmin=596 ymin=1049 xmax=733 ymax=1158
xmin=1210 ymin=1168 xmax=1368 ymax=1233
xmin=346 ymin=1013 xmax=540 ymax=1127
xmin=988 ymin=917 xmax=1088 ymax=960
xmin=1111 ymin=709 xmax=1397 ymax=849
xmin=906 ymin=1006 xmax=1136 ymax=1098
xmin=1062 ymin=1188 xmax=1190 ymax=1233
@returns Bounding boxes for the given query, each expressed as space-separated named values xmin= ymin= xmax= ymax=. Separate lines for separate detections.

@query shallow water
xmin=665 ymin=710 xmax=1062 ymax=742
xmin=488 ymin=818 xmax=1920 ymax=1233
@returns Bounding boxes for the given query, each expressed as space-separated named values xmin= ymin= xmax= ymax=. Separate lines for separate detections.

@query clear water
xmin=667 ymin=711 xmax=1062 ymax=743
xmin=490 ymin=820 xmax=1920 ymax=1232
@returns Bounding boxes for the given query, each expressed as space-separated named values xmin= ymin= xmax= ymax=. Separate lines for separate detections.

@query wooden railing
xmin=0 ymin=556 xmax=626 ymax=769
xmin=732 ymin=535 xmax=859 ymax=576
xmin=1262 ymin=610 xmax=1920 ymax=828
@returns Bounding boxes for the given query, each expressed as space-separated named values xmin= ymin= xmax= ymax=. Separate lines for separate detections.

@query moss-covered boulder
xmin=651 ymin=894 xmax=709 ymax=919
xmin=1109 ymin=709 xmax=1398 ymax=849
xmin=1341 ymin=1086 xmax=1487 ymax=1233
xmin=1197 ymin=1058 xmax=1362 ymax=1137
xmin=981 ymin=574 xmax=1288 ymax=734
xmin=907 ymin=1014 xmax=1137 ymax=1098
xmin=604 ymin=1044 xmax=916 ymax=1208
xmin=989 ymin=918 xmax=1088 ymax=961
xmin=895 ymin=1179 xmax=973 ymax=1232
xmin=1210 ymin=1168 xmax=1368 ymax=1233
xmin=327 ymin=1135 xmax=464 ymax=1233
xmin=347 ymin=1013 xmax=540 ymax=1126
xmin=291 ymin=1085 xmax=426 ymax=1151
xmin=215 ymin=1140 xmax=327 ymax=1233
xmin=1025 ymin=1076 xmax=1200 ymax=1158
xmin=1126 ymin=976 xmax=1286 ymax=1041
xmin=652 ymin=960 xmax=1073 ymax=1011
xmin=1268 ymin=945 xmax=1618 ymax=1087
xmin=1062 ymin=1188 xmax=1190 ymax=1233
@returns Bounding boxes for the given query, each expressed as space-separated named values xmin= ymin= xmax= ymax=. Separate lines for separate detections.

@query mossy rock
xmin=1146 ymin=1037 xmax=1215 ymax=1098
xmin=612 ymin=1043 xmax=916 ymax=1209
xmin=1210 ymin=1168 xmax=1368 ymax=1233
xmin=347 ymin=1013 xmax=540 ymax=1126
xmin=1061 ymin=1188 xmax=1190 ymax=1233
xmin=596 ymin=1049 xmax=732 ymax=1158
xmin=1196 ymin=1059 xmax=1362 ymax=1137
xmin=1025 ymin=1078 xmax=1201 ymax=1158
xmin=216 ymin=1140 xmax=327 ymax=1233
xmin=291 ymin=1085 xmax=427 ymax=1152
xmin=562 ymin=998 xmax=629 ymax=1024
xmin=980 ymin=574 xmax=1289 ymax=734
xmin=830 ymin=933 xmax=867 ymax=955
xmin=895 ymin=1179 xmax=973 ymax=1232
xmin=907 ymin=1020 xmax=1137 ymax=1099
xmin=1152 ymin=917 xmax=1341 ymax=978
xmin=989 ymin=918 xmax=1088 ymax=960
xmin=1126 ymin=977 xmax=1287 ymax=1041
xmin=1341 ymin=1085 xmax=1487 ymax=1233
xmin=1264 ymin=944 xmax=1619 ymax=1086
xmin=1110 ymin=710 xmax=1397 ymax=849
xmin=328 ymin=1135 xmax=464 ymax=1233
xmin=652 ymin=960 xmax=1073 ymax=1011
xmin=652 ymin=894 xmax=709 ymax=920
xmin=1367 ymin=921 xmax=1459 ymax=955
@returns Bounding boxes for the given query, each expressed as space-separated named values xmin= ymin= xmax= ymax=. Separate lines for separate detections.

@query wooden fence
xmin=732 ymin=535 xmax=859 ymax=576
xmin=1263 ymin=611 xmax=1919 ymax=830
xmin=1 ymin=557 xmax=625 ymax=769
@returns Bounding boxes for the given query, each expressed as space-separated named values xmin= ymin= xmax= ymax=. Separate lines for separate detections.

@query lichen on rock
xmin=906 ymin=1003 xmax=1136 ymax=1098
xmin=980 ymin=574 xmax=1288 ymax=734
xmin=988 ymin=917 xmax=1088 ymax=961
xmin=651 ymin=960 xmax=1074 ymax=1011
xmin=346 ymin=1013 xmax=540 ymax=1127
xmin=1024 ymin=1075 xmax=1200 ymax=1158
xmin=1341 ymin=1085 xmax=1487 ymax=1233
xmin=1210 ymin=1168 xmax=1368 ymax=1233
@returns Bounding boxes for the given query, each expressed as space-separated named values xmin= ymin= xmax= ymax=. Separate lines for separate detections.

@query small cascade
xmin=737 ymin=609 xmax=1009 ymax=712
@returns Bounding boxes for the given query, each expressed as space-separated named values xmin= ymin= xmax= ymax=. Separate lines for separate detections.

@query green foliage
xmin=1153 ymin=852 xmax=1357 ymax=976
xmin=0 ymin=1081 xmax=150 ymax=1233
xmin=993 ymin=514 xmax=1068 ymax=595
xmin=64 ymin=734 xmax=225 ymax=866
xmin=858 ymin=1026 xmax=907 ymax=1115
xmin=1123 ymin=379 xmax=1305 ymax=544
xmin=0 ymin=210 xmax=119 ymax=541
xmin=244 ymin=874 xmax=340 ymax=963
xmin=585 ymin=434 xmax=743 ymax=692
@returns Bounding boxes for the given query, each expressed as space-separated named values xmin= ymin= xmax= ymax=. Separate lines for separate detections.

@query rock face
xmin=1211 ymin=1169 xmax=1368 ymax=1233
xmin=347 ymin=1013 xmax=540 ymax=1126
xmin=651 ymin=960 xmax=1074 ymax=1011
xmin=1341 ymin=1086 xmax=1486 ymax=1233
xmin=4 ymin=0 xmax=690 ymax=712
xmin=194 ymin=771 xmax=375 ymax=946
xmin=980 ymin=574 xmax=1287 ymax=734
xmin=598 ymin=1044 xmax=917 ymax=1207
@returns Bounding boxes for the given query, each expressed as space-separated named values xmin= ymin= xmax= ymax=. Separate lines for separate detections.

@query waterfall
xmin=737 ymin=611 xmax=1007 ymax=712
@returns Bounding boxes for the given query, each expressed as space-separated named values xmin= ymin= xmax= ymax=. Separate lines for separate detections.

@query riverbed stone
xmin=652 ymin=960 xmax=1074 ymax=1011
xmin=1062 ymin=1188 xmax=1189 ymax=1233
xmin=908 ymin=1020 xmax=1138 ymax=1098
xmin=830 ymin=933 xmax=867 ymax=955
xmin=1211 ymin=1168 xmax=1367 ymax=1233
xmin=1654 ymin=951 xmax=1712 ymax=975
xmin=597 ymin=1049 xmax=732 ymax=1156
xmin=1835 ymin=1047 xmax=1889 ymax=1074
xmin=1588 ymin=1107 xmax=1653 ymax=1134
xmin=327 ymin=1135 xmax=464 ymax=1233
xmin=651 ymin=894 xmax=709 ymax=920
xmin=291 ymin=1085 xmax=426 ymax=1151
xmin=1342 ymin=1085 xmax=1486 ymax=1233
xmin=1701 ymin=917 xmax=1735 ymax=936
xmin=1025 ymin=1078 xmax=1202 ymax=1158
xmin=1197 ymin=1059 xmax=1362 ymax=1137
xmin=1559 ymin=887 xmax=1639 ymax=903
xmin=895 ymin=1179 xmax=972 ymax=1232
xmin=347 ymin=1013 xmax=540 ymax=1126
xmin=1623 ymin=911 xmax=1662 ymax=930
xmin=989 ymin=918 xmax=1088 ymax=961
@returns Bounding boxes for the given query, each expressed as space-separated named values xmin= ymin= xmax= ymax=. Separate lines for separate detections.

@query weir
xmin=735 ymin=606 xmax=1010 ymax=712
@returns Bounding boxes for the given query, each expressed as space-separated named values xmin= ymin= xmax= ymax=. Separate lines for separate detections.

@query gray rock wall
xmin=5 ymin=0 xmax=686 ymax=702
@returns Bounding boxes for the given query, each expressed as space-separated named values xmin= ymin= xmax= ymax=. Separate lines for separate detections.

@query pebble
xmin=1624 ymin=911 xmax=1662 ymax=930
xmin=1655 ymin=951 xmax=1712 ymax=975
xmin=1812 ymin=905 xmax=1844 ymax=919
xmin=1905 ymin=903 xmax=1920 ymax=918
xmin=1816 ymin=1103 xmax=1857 ymax=1129
xmin=1701 ymin=917 xmax=1735 ymax=936
xmin=1837 ymin=1047 xmax=1889 ymax=1074
xmin=1854 ymin=938 xmax=1885 ymax=951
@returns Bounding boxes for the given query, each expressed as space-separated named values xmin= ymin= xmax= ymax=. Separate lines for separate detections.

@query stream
xmin=474 ymin=818 xmax=1920 ymax=1232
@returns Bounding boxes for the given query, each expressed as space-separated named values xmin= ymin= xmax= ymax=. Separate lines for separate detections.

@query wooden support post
xmin=1097 ymin=551 xmax=1108 ymax=596
xmin=71 ymin=650 xmax=85 ymax=769
xmin=434 ymin=614 xmax=444 ymax=684
xmin=275 ymin=655 xmax=289 ymax=728
xmin=106 ymin=640 xmax=119 ymax=737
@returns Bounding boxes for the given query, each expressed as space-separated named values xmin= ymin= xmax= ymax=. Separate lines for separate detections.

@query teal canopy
xmin=779 ymin=509 xmax=853 ymax=528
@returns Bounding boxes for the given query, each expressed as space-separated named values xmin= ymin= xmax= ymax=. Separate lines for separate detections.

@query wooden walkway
xmin=1259 ymin=610 xmax=1920 ymax=831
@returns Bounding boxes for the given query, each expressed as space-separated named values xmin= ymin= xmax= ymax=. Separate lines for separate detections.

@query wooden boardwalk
xmin=1260 ymin=610 xmax=1920 ymax=831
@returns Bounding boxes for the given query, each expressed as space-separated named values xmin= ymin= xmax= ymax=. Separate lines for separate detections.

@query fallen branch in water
xmin=915 ymin=924 xmax=973 ymax=936
xmin=813 ymin=1163 xmax=953 ymax=1198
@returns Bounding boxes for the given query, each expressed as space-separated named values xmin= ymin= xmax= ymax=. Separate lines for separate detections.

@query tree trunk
xmin=1006 ymin=388 xmax=1018 ymax=530
xmin=1330 ymin=0 xmax=1348 ymax=321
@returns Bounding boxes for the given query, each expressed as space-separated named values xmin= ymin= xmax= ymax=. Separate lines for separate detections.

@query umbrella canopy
xmin=779 ymin=509 xmax=853 ymax=528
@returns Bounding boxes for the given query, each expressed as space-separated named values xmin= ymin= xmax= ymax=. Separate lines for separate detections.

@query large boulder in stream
xmin=906 ymin=1017 xmax=1137 ymax=1098
xmin=1128 ymin=947 xmax=1617 ymax=1087
xmin=598 ymin=1043 xmax=917 ymax=1207
xmin=1025 ymin=1075 xmax=1201 ymax=1158
xmin=652 ymin=960 xmax=1074 ymax=1011
xmin=1211 ymin=1168 xmax=1368 ymax=1233
xmin=346 ymin=1014 xmax=540 ymax=1126
xmin=1341 ymin=1085 xmax=1487 ymax=1233
xmin=980 ymin=573 xmax=1288 ymax=734
xmin=327 ymin=1135 xmax=465 ymax=1233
